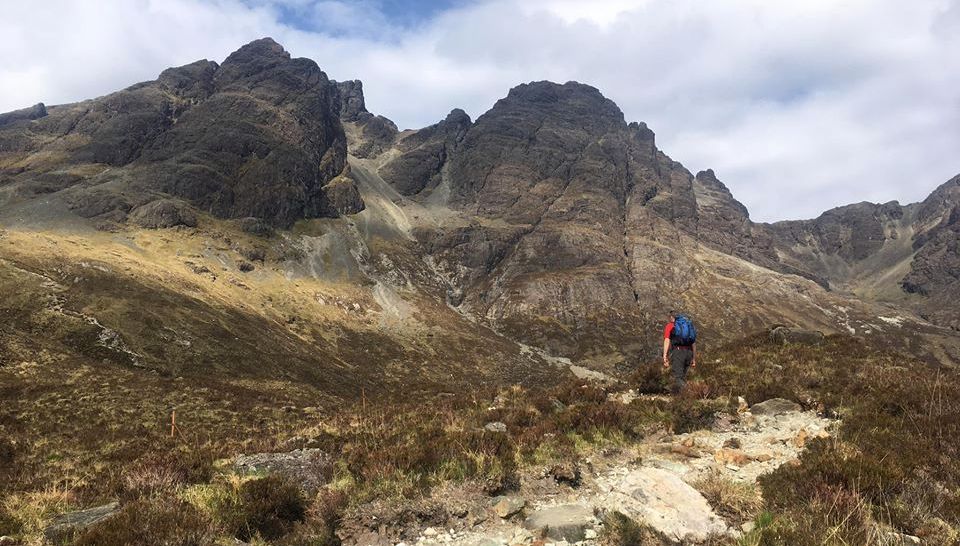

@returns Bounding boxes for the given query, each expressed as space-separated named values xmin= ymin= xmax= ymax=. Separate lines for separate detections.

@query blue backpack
xmin=672 ymin=315 xmax=697 ymax=346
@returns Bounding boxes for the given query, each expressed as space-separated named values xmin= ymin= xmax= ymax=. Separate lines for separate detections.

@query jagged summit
xmin=0 ymin=37 xmax=361 ymax=228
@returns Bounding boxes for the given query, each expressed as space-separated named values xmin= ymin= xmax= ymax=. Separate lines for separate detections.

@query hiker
xmin=663 ymin=311 xmax=697 ymax=394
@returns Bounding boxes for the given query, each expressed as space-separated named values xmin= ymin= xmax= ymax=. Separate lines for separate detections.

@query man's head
xmin=668 ymin=310 xmax=677 ymax=322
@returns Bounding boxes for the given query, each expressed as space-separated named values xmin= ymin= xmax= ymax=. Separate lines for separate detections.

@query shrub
xmin=121 ymin=448 xmax=215 ymax=499
xmin=224 ymin=475 xmax=307 ymax=541
xmin=74 ymin=498 xmax=214 ymax=546
xmin=679 ymin=380 xmax=713 ymax=400
xmin=0 ymin=504 xmax=22 ymax=536
xmin=276 ymin=489 xmax=346 ymax=546
xmin=628 ymin=363 xmax=669 ymax=395
xmin=668 ymin=398 xmax=718 ymax=434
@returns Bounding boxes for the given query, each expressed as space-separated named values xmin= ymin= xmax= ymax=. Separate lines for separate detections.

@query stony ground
xmin=353 ymin=395 xmax=834 ymax=546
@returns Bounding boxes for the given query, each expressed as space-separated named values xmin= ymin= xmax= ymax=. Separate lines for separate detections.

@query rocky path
xmin=394 ymin=396 xmax=833 ymax=546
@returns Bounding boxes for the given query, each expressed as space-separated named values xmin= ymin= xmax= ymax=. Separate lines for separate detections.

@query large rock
xmin=522 ymin=504 xmax=596 ymax=542
xmin=750 ymin=398 xmax=802 ymax=416
xmin=352 ymin=115 xmax=399 ymax=158
xmin=598 ymin=467 xmax=728 ymax=543
xmin=44 ymin=502 xmax=120 ymax=543
xmin=491 ymin=496 xmax=525 ymax=518
xmin=233 ymin=448 xmax=333 ymax=494
xmin=769 ymin=326 xmax=825 ymax=346
xmin=334 ymin=79 xmax=370 ymax=122
xmin=320 ymin=176 xmax=365 ymax=216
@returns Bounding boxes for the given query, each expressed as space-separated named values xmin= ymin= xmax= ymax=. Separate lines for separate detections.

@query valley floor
xmin=5 ymin=334 xmax=960 ymax=546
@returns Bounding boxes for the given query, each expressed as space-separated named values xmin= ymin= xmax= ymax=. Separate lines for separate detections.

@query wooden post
xmin=170 ymin=408 xmax=177 ymax=438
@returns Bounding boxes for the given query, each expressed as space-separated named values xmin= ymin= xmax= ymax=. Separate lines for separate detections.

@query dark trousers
xmin=669 ymin=347 xmax=694 ymax=394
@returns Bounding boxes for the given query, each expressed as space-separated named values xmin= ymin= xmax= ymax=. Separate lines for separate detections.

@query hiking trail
xmin=348 ymin=394 xmax=834 ymax=546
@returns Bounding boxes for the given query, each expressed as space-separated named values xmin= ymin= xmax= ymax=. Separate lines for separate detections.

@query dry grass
xmin=691 ymin=472 xmax=763 ymax=527
xmin=73 ymin=498 xmax=214 ymax=546
xmin=598 ymin=511 xmax=672 ymax=546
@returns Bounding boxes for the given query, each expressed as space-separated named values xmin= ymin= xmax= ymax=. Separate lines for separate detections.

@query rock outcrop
xmin=128 ymin=198 xmax=197 ymax=229
xmin=44 ymin=502 xmax=120 ymax=543
xmin=0 ymin=102 xmax=47 ymax=127
xmin=380 ymin=108 xmax=470 ymax=195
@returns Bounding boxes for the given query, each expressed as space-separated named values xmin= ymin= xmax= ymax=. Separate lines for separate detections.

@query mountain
xmin=1 ymin=37 xmax=958 ymax=392
xmin=0 ymin=38 xmax=360 ymax=228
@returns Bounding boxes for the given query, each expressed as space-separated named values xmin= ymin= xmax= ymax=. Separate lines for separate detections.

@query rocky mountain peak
xmin=222 ymin=36 xmax=291 ymax=64
xmin=919 ymin=173 xmax=960 ymax=221
xmin=214 ymin=37 xmax=328 ymax=92
xmin=335 ymin=80 xmax=368 ymax=122
xmin=444 ymin=108 xmax=471 ymax=126
xmin=494 ymin=80 xmax=625 ymax=128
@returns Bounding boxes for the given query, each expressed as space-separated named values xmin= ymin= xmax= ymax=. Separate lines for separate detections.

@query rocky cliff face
xmin=685 ymin=166 xmax=960 ymax=329
xmin=0 ymin=38 xmax=957 ymax=378
xmin=367 ymin=80 xmax=952 ymax=361
xmin=0 ymin=38 xmax=361 ymax=228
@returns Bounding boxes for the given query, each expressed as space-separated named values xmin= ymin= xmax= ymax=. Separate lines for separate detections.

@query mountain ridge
xmin=1 ymin=37 xmax=958 ymax=379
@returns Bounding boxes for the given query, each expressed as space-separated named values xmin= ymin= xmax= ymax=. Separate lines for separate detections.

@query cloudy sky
xmin=2 ymin=0 xmax=957 ymax=221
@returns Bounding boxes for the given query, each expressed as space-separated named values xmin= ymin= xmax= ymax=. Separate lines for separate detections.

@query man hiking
xmin=663 ymin=311 xmax=697 ymax=394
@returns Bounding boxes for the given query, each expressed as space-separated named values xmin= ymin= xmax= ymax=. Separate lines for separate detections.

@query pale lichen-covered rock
xmin=44 ymin=502 xmax=120 ymax=543
xmin=750 ymin=398 xmax=802 ymax=416
xmin=769 ymin=326 xmax=825 ymax=346
xmin=522 ymin=504 xmax=596 ymax=542
xmin=233 ymin=448 xmax=333 ymax=494
xmin=598 ymin=467 xmax=728 ymax=542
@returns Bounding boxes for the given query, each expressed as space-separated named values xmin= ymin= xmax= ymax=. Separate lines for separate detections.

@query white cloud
xmin=0 ymin=0 xmax=957 ymax=221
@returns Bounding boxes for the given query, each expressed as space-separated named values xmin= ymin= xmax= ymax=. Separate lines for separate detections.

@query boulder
xmin=750 ymin=398 xmax=802 ymax=416
xmin=320 ymin=177 xmax=365 ymax=216
xmin=599 ymin=467 xmax=729 ymax=542
xmin=491 ymin=496 xmax=525 ymax=518
xmin=129 ymin=199 xmax=197 ymax=229
xmin=714 ymin=448 xmax=750 ymax=466
xmin=769 ymin=326 xmax=825 ymax=346
xmin=522 ymin=504 xmax=596 ymax=542
xmin=549 ymin=461 xmax=582 ymax=487
xmin=44 ymin=502 xmax=120 ymax=542
xmin=233 ymin=448 xmax=332 ymax=494
xmin=484 ymin=422 xmax=507 ymax=433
